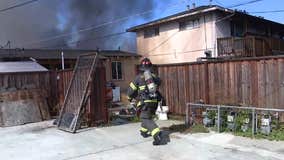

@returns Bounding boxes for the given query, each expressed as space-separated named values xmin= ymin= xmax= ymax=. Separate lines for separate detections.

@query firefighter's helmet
xmin=140 ymin=57 xmax=152 ymax=71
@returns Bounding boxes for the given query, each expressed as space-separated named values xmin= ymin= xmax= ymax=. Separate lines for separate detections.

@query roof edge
xmin=127 ymin=5 xmax=232 ymax=32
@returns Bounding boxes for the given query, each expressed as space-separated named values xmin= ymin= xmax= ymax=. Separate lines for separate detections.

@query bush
xmin=195 ymin=110 xmax=284 ymax=141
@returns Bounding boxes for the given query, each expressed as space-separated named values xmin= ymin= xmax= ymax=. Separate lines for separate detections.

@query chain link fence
xmin=186 ymin=103 xmax=284 ymax=138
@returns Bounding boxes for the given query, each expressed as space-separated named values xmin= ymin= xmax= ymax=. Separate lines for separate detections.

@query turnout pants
xmin=139 ymin=102 xmax=160 ymax=137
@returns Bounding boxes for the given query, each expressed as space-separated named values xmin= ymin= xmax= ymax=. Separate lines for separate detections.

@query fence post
xmin=252 ymin=108 xmax=255 ymax=138
xmin=204 ymin=62 xmax=210 ymax=104
xmin=231 ymin=37 xmax=234 ymax=55
xmin=255 ymin=112 xmax=258 ymax=133
xmin=217 ymin=105 xmax=221 ymax=133
xmin=185 ymin=103 xmax=189 ymax=127
xmin=253 ymin=37 xmax=256 ymax=56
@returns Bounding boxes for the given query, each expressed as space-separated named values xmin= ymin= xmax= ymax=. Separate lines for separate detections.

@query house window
xmin=179 ymin=19 xmax=200 ymax=31
xmin=231 ymin=21 xmax=244 ymax=37
xmin=112 ymin=61 xmax=122 ymax=80
xmin=144 ymin=27 xmax=159 ymax=38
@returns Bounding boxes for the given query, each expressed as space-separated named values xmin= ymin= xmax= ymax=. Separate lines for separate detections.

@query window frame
xmin=230 ymin=21 xmax=244 ymax=37
xmin=111 ymin=61 xmax=123 ymax=81
xmin=179 ymin=18 xmax=200 ymax=31
xmin=144 ymin=27 xmax=160 ymax=38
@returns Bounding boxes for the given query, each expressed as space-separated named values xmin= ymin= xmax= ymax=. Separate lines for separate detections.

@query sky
xmin=0 ymin=0 xmax=283 ymax=52
xmin=167 ymin=0 xmax=284 ymax=23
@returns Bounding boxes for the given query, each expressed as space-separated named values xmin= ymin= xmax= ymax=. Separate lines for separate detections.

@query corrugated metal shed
xmin=0 ymin=61 xmax=48 ymax=73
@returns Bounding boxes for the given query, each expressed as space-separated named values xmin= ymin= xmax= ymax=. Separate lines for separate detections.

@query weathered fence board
xmin=0 ymin=59 xmax=108 ymax=127
xmin=56 ymin=61 xmax=108 ymax=127
xmin=157 ymin=56 xmax=284 ymax=115
xmin=0 ymin=72 xmax=52 ymax=126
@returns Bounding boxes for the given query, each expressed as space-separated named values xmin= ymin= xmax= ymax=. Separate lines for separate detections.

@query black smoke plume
xmin=52 ymin=0 xmax=156 ymax=50
xmin=0 ymin=0 xmax=156 ymax=51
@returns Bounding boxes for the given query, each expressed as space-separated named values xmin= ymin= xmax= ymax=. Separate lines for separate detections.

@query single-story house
xmin=0 ymin=49 xmax=141 ymax=103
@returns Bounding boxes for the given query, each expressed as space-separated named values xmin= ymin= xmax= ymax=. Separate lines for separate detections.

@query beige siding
xmin=105 ymin=57 xmax=140 ymax=103
xmin=137 ymin=14 xmax=219 ymax=64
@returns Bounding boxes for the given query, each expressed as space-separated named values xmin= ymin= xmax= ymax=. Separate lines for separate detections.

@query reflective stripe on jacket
xmin=127 ymin=72 xmax=161 ymax=103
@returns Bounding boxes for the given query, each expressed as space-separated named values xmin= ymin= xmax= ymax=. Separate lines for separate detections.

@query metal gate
xmin=57 ymin=53 xmax=98 ymax=133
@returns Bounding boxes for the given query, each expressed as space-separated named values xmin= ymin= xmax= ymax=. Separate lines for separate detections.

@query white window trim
xmin=111 ymin=61 xmax=123 ymax=80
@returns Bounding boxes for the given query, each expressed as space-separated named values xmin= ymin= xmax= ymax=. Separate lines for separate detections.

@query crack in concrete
xmin=61 ymin=140 xmax=152 ymax=160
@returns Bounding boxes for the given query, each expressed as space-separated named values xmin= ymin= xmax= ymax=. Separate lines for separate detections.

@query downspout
xmin=212 ymin=14 xmax=217 ymax=57
xmin=203 ymin=15 xmax=208 ymax=51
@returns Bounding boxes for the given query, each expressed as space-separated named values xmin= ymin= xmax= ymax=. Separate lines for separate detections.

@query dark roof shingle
xmin=0 ymin=49 xmax=140 ymax=60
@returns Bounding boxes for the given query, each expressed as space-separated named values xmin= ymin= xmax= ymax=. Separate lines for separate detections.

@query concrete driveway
xmin=0 ymin=120 xmax=284 ymax=160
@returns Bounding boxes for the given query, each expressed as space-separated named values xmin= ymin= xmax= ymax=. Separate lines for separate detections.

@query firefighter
xmin=127 ymin=57 xmax=164 ymax=145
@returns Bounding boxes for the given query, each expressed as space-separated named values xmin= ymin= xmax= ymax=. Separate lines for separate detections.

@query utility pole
xmin=7 ymin=41 xmax=11 ymax=55
xmin=61 ymin=51 xmax=65 ymax=70
xmin=7 ymin=41 xmax=11 ymax=49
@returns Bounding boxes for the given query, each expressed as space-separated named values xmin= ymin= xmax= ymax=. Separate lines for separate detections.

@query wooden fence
xmin=56 ymin=61 xmax=108 ymax=126
xmin=0 ymin=61 xmax=108 ymax=126
xmin=0 ymin=71 xmax=58 ymax=110
xmin=157 ymin=56 xmax=284 ymax=115
xmin=0 ymin=71 xmax=51 ymax=90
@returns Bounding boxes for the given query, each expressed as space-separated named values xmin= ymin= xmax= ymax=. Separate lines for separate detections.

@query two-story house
xmin=127 ymin=5 xmax=284 ymax=64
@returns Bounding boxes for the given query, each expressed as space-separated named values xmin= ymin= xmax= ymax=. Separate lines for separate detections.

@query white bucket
xmin=156 ymin=106 xmax=169 ymax=120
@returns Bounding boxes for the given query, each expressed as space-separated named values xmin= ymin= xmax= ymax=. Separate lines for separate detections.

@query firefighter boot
xmin=140 ymin=131 xmax=151 ymax=138
xmin=152 ymin=132 xmax=163 ymax=146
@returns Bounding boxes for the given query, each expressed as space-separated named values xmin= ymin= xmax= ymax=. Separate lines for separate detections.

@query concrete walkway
xmin=0 ymin=120 xmax=284 ymax=160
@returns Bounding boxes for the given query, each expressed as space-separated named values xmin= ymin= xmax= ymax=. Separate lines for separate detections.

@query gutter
xmin=127 ymin=6 xmax=234 ymax=32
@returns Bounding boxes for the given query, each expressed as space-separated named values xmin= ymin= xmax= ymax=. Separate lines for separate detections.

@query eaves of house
xmin=127 ymin=5 xmax=284 ymax=32
xmin=0 ymin=49 xmax=140 ymax=60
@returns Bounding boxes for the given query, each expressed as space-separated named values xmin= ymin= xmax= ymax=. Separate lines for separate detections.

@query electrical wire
xmin=250 ymin=10 xmax=284 ymax=14
xmin=0 ymin=0 xmax=41 ymax=13
xmin=36 ymin=0 xmax=276 ymax=50
xmin=146 ymin=30 xmax=180 ymax=55
xmin=214 ymin=0 xmax=224 ymax=6
xmin=43 ymin=31 xmax=128 ymax=49
xmin=142 ymin=12 xmax=242 ymax=56
xmin=11 ymin=0 xmax=280 ymax=50
xmin=50 ymin=5 xmax=282 ymax=55
xmin=227 ymin=0 xmax=263 ymax=8
xmin=23 ymin=1 xmax=186 ymax=47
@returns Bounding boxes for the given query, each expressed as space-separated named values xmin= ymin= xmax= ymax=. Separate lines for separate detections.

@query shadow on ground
xmin=161 ymin=124 xmax=209 ymax=134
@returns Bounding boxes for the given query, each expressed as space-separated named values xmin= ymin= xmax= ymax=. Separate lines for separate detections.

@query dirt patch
xmin=162 ymin=124 xmax=209 ymax=134
xmin=30 ymin=126 xmax=54 ymax=133
xmin=168 ymin=114 xmax=185 ymax=121
xmin=20 ymin=125 xmax=55 ymax=134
